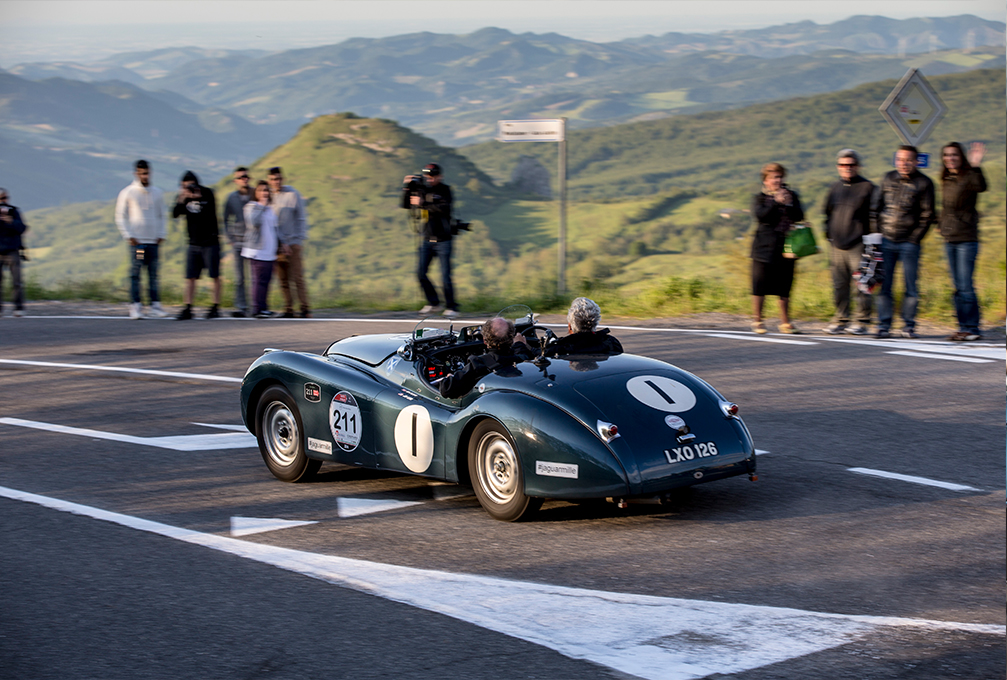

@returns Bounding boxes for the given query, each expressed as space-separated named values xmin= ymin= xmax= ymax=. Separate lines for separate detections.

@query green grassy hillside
xmin=16 ymin=70 xmax=1006 ymax=324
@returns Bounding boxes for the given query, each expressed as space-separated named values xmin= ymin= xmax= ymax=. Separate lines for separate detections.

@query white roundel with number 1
xmin=626 ymin=375 xmax=697 ymax=413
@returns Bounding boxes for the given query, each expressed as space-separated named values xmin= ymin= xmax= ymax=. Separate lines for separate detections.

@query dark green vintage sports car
xmin=240 ymin=308 xmax=757 ymax=521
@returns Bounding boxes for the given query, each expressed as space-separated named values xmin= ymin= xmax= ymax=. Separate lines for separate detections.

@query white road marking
xmin=0 ymin=359 xmax=241 ymax=383
xmin=337 ymin=497 xmax=422 ymax=518
xmin=191 ymin=423 xmax=249 ymax=432
xmin=705 ymin=333 xmax=819 ymax=346
xmin=755 ymin=449 xmax=770 ymax=455
xmin=1 ymin=485 xmax=1001 ymax=680
xmin=0 ymin=418 xmax=257 ymax=451
xmin=818 ymin=337 xmax=1005 ymax=361
xmin=230 ymin=516 xmax=318 ymax=537
xmin=848 ymin=468 xmax=980 ymax=492
xmin=885 ymin=351 xmax=993 ymax=364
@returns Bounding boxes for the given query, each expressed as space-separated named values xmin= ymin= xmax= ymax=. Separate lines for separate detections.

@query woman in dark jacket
xmin=750 ymin=162 xmax=804 ymax=334
xmin=939 ymin=142 xmax=986 ymax=341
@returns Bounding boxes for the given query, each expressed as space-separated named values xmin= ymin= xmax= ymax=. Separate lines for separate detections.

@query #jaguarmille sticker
xmin=664 ymin=441 xmax=719 ymax=463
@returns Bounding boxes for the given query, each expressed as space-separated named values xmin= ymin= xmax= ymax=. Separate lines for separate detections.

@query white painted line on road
xmin=2 ymin=485 xmax=1001 ymax=680
xmin=0 ymin=418 xmax=258 ymax=451
xmin=0 ymin=359 xmax=242 ymax=383
xmin=230 ymin=516 xmax=318 ymax=537
xmin=818 ymin=337 xmax=1005 ymax=361
xmin=337 ymin=497 xmax=423 ymax=518
xmin=755 ymin=449 xmax=770 ymax=456
xmin=848 ymin=468 xmax=980 ymax=492
xmin=192 ymin=423 xmax=249 ymax=432
xmin=885 ymin=351 xmax=993 ymax=364
xmin=705 ymin=333 xmax=819 ymax=346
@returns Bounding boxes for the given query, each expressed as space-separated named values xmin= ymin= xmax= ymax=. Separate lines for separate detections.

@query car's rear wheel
xmin=256 ymin=385 xmax=321 ymax=482
xmin=468 ymin=420 xmax=542 ymax=521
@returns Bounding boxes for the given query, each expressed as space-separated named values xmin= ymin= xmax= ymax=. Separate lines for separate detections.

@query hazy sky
xmin=4 ymin=0 xmax=1005 ymax=64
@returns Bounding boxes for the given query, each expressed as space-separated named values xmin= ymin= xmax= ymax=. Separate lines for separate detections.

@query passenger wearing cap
xmin=172 ymin=170 xmax=222 ymax=320
xmin=402 ymin=163 xmax=457 ymax=318
xmin=821 ymin=149 xmax=876 ymax=335
xmin=546 ymin=297 xmax=623 ymax=357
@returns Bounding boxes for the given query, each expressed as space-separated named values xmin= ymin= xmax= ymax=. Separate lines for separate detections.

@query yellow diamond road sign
xmin=879 ymin=69 xmax=947 ymax=146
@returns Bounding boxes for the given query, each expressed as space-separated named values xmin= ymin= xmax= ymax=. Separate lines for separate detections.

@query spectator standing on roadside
xmin=242 ymin=181 xmax=279 ymax=319
xmin=223 ymin=167 xmax=253 ymax=318
xmin=114 ymin=160 xmax=168 ymax=320
xmin=871 ymin=145 xmax=935 ymax=339
xmin=750 ymin=162 xmax=804 ymax=335
xmin=172 ymin=170 xmax=222 ymax=320
xmin=939 ymin=141 xmax=987 ymax=341
xmin=0 ymin=188 xmax=27 ymax=318
xmin=821 ymin=149 xmax=876 ymax=335
xmin=267 ymin=166 xmax=310 ymax=318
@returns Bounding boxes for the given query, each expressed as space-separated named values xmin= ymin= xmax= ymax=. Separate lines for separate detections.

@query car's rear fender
xmin=459 ymin=392 xmax=630 ymax=499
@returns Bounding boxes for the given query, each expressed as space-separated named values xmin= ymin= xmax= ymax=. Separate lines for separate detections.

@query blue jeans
xmin=945 ymin=241 xmax=980 ymax=332
xmin=417 ymin=239 xmax=455 ymax=310
xmin=877 ymin=238 xmax=919 ymax=331
xmin=129 ymin=243 xmax=159 ymax=305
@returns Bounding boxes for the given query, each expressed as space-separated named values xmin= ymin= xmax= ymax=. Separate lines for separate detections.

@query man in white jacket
xmin=115 ymin=160 xmax=168 ymax=319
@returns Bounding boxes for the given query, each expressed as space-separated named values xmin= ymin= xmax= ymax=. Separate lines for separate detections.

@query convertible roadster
xmin=240 ymin=308 xmax=757 ymax=521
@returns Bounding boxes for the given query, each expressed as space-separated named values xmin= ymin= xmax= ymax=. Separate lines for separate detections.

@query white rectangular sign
xmin=498 ymin=119 xmax=565 ymax=142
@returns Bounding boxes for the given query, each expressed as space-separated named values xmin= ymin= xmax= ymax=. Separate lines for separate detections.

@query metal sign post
xmin=497 ymin=118 xmax=568 ymax=296
xmin=879 ymin=69 xmax=947 ymax=147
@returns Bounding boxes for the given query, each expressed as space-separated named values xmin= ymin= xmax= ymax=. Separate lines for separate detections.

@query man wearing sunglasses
xmin=821 ymin=149 xmax=875 ymax=335
xmin=223 ymin=167 xmax=253 ymax=317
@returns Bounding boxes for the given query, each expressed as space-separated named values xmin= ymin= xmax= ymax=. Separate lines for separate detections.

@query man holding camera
xmin=0 ymin=188 xmax=28 ymax=318
xmin=402 ymin=163 xmax=457 ymax=318
xmin=172 ymin=170 xmax=222 ymax=320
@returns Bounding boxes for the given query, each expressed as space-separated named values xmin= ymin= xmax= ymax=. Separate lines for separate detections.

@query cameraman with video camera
xmin=402 ymin=163 xmax=458 ymax=318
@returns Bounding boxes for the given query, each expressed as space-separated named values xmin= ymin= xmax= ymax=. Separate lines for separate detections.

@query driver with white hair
xmin=547 ymin=297 xmax=623 ymax=356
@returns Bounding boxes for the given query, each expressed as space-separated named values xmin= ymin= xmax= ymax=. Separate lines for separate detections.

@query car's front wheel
xmin=468 ymin=420 xmax=542 ymax=521
xmin=256 ymin=385 xmax=321 ymax=482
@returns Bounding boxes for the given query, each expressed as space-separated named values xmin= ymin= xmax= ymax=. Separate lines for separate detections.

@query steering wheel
xmin=521 ymin=325 xmax=557 ymax=348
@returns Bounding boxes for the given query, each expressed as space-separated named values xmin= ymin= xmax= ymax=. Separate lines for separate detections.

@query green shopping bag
xmin=783 ymin=223 xmax=818 ymax=259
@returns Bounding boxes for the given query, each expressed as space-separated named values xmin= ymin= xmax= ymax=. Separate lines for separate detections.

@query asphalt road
xmin=1 ymin=312 xmax=1004 ymax=680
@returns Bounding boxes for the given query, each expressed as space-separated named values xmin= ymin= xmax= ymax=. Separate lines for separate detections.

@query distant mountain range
xmin=1 ymin=15 xmax=1003 ymax=209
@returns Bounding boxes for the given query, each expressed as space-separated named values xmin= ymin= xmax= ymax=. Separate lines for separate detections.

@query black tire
xmin=468 ymin=420 xmax=542 ymax=521
xmin=256 ymin=385 xmax=321 ymax=483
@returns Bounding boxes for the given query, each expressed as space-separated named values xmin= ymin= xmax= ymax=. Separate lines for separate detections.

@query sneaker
xmin=204 ymin=305 xmax=220 ymax=320
xmin=12 ymin=309 xmax=25 ymax=318
xmin=253 ymin=311 xmax=271 ymax=319
xmin=947 ymin=331 xmax=967 ymax=342
xmin=875 ymin=329 xmax=891 ymax=339
xmin=231 ymin=310 xmax=247 ymax=318
xmin=823 ymin=323 xmax=846 ymax=335
xmin=899 ymin=328 xmax=918 ymax=339
xmin=442 ymin=308 xmax=459 ymax=319
xmin=778 ymin=322 xmax=800 ymax=334
xmin=176 ymin=305 xmax=193 ymax=320
xmin=962 ymin=331 xmax=982 ymax=342
xmin=419 ymin=304 xmax=443 ymax=315
xmin=751 ymin=321 xmax=767 ymax=335
xmin=280 ymin=311 xmax=295 ymax=319
xmin=299 ymin=310 xmax=311 ymax=319
xmin=845 ymin=324 xmax=867 ymax=336
xmin=148 ymin=302 xmax=169 ymax=318
xmin=129 ymin=302 xmax=143 ymax=320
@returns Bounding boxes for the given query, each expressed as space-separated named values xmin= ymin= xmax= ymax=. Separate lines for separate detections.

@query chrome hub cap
xmin=263 ymin=401 xmax=298 ymax=467
xmin=477 ymin=432 xmax=518 ymax=504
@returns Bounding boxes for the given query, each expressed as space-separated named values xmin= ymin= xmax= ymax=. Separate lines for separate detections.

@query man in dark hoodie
xmin=871 ymin=145 xmax=935 ymax=339
xmin=0 ymin=188 xmax=28 ymax=317
xmin=546 ymin=297 xmax=623 ymax=357
xmin=172 ymin=171 xmax=221 ymax=320
xmin=821 ymin=149 xmax=876 ymax=335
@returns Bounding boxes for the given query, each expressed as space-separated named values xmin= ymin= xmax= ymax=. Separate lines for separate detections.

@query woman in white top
xmin=242 ymin=181 xmax=279 ymax=318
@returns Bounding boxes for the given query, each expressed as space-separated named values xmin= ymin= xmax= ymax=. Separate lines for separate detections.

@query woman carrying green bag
xmin=750 ymin=162 xmax=805 ymax=334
